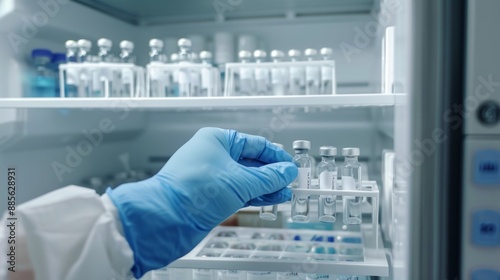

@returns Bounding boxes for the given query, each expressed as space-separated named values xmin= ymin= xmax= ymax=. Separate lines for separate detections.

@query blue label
xmin=471 ymin=269 xmax=499 ymax=280
xmin=474 ymin=150 xmax=500 ymax=186
xmin=472 ymin=210 xmax=500 ymax=246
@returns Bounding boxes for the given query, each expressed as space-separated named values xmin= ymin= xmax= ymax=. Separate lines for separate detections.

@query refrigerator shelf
xmin=168 ymin=225 xmax=388 ymax=277
xmin=0 ymin=94 xmax=396 ymax=109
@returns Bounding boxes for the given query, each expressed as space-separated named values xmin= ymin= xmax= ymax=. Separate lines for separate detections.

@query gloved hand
xmin=107 ymin=127 xmax=297 ymax=278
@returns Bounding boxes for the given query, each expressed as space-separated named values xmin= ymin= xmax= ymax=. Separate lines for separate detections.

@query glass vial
xmin=119 ymin=40 xmax=135 ymax=97
xmin=291 ymin=140 xmax=312 ymax=223
xmin=199 ymin=51 xmax=213 ymax=97
xmin=76 ymin=39 xmax=92 ymax=97
xmin=253 ymin=50 xmax=270 ymax=95
xmin=64 ymin=40 xmax=79 ymax=97
xmin=342 ymin=148 xmax=362 ymax=225
xmin=259 ymin=143 xmax=286 ymax=221
xmin=304 ymin=48 xmax=320 ymax=95
xmin=317 ymin=146 xmax=338 ymax=223
xmin=320 ymin=47 xmax=335 ymax=95
xmin=148 ymin=39 xmax=164 ymax=97
xmin=270 ymin=50 xmax=287 ymax=96
xmin=238 ymin=50 xmax=254 ymax=95
xmin=288 ymin=49 xmax=305 ymax=95
xmin=177 ymin=38 xmax=193 ymax=97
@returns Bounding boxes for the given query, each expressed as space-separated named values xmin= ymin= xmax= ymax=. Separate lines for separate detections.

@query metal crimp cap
xmin=120 ymin=40 xmax=134 ymax=50
xmin=288 ymin=49 xmax=301 ymax=57
xmin=320 ymin=146 xmax=337 ymax=156
xmin=65 ymin=40 xmax=77 ymax=48
xmin=320 ymin=47 xmax=333 ymax=56
xmin=199 ymin=51 xmax=212 ymax=59
xmin=97 ymin=38 xmax=112 ymax=48
xmin=77 ymin=39 xmax=92 ymax=49
xmin=293 ymin=140 xmax=311 ymax=150
xmin=270 ymin=50 xmax=285 ymax=58
xmin=238 ymin=50 xmax=252 ymax=59
xmin=178 ymin=38 xmax=192 ymax=48
xmin=149 ymin=39 xmax=164 ymax=49
xmin=304 ymin=48 xmax=318 ymax=56
xmin=342 ymin=147 xmax=360 ymax=156
xmin=253 ymin=50 xmax=267 ymax=58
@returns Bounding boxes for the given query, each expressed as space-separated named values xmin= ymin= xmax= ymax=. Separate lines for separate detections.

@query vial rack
xmin=224 ymin=60 xmax=337 ymax=97
xmin=59 ymin=63 xmax=145 ymax=98
xmin=145 ymin=63 xmax=221 ymax=98
xmin=167 ymin=225 xmax=388 ymax=277
xmin=291 ymin=180 xmax=380 ymax=247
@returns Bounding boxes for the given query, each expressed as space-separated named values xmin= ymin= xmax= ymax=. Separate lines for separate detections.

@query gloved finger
xmin=242 ymin=162 xmax=297 ymax=201
xmin=244 ymin=188 xmax=292 ymax=207
xmin=237 ymin=158 xmax=265 ymax=167
xmin=226 ymin=130 xmax=293 ymax=164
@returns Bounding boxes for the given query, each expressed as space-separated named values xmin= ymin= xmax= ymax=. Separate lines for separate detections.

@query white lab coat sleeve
xmin=0 ymin=186 xmax=135 ymax=280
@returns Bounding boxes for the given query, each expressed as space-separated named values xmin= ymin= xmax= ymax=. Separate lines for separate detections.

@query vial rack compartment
xmin=291 ymin=180 xmax=380 ymax=246
xmin=224 ymin=60 xmax=336 ymax=97
xmin=59 ymin=63 xmax=145 ymax=98
xmin=146 ymin=63 xmax=221 ymax=98
xmin=167 ymin=225 xmax=388 ymax=277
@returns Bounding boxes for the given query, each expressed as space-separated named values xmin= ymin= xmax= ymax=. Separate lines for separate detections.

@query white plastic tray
xmin=168 ymin=225 xmax=388 ymax=277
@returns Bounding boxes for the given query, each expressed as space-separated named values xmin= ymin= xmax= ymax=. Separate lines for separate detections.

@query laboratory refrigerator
xmin=1 ymin=0 xmax=499 ymax=279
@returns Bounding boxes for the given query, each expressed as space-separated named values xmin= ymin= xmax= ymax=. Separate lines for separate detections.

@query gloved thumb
xmin=244 ymin=161 xmax=298 ymax=200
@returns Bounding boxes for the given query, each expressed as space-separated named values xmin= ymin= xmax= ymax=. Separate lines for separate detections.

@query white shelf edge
xmin=0 ymin=94 xmax=399 ymax=109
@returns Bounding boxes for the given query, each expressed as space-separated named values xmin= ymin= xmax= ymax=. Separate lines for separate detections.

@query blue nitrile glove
xmin=106 ymin=127 xmax=298 ymax=278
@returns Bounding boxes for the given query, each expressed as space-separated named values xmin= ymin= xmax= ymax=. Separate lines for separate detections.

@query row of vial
xmin=234 ymin=48 xmax=335 ymax=96
xmin=63 ymin=38 xmax=138 ymax=98
xmin=260 ymin=142 xmax=361 ymax=225
xmin=143 ymin=268 xmax=360 ymax=280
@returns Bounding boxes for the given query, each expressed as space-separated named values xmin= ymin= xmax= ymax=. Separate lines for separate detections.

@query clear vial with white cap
xmin=199 ymin=51 xmax=213 ymax=97
xmin=177 ymin=38 xmax=192 ymax=97
xmin=117 ymin=40 xmax=135 ymax=97
xmin=288 ymin=49 xmax=305 ymax=95
xmin=291 ymin=140 xmax=312 ymax=223
xmin=270 ymin=50 xmax=287 ymax=96
xmin=259 ymin=142 xmax=286 ymax=221
xmin=342 ymin=147 xmax=362 ymax=225
xmin=238 ymin=50 xmax=254 ymax=95
xmin=76 ymin=39 xmax=92 ymax=97
xmin=169 ymin=53 xmax=180 ymax=97
xmin=148 ymin=39 xmax=165 ymax=97
xmin=119 ymin=40 xmax=135 ymax=64
xmin=64 ymin=40 xmax=79 ymax=97
xmin=97 ymin=38 xmax=113 ymax=62
xmin=254 ymin=50 xmax=270 ymax=95
xmin=317 ymin=146 xmax=338 ymax=223
xmin=304 ymin=48 xmax=320 ymax=95
xmin=320 ymin=47 xmax=335 ymax=95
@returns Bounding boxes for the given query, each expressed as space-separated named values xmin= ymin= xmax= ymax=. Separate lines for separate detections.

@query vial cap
xmin=272 ymin=143 xmax=284 ymax=149
xmin=199 ymin=51 xmax=212 ymax=59
xmin=170 ymin=53 xmax=179 ymax=62
xmin=51 ymin=53 xmax=66 ymax=63
xmin=238 ymin=50 xmax=252 ymax=59
xmin=304 ymin=48 xmax=318 ymax=56
xmin=293 ymin=140 xmax=311 ymax=150
xmin=149 ymin=39 xmax=164 ymax=49
xmin=270 ymin=50 xmax=285 ymax=58
xmin=77 ymin=39 xmax=92 ymax=49
xmin=97 ymin=38 xmax=112 ymax=48
xmin=320 ymin=146 xmax=337 ymax=156
xmin=320 ymin=47 xmax=333 ymax=56
xmin=31 ymin=49 xmax=52 ymax=58
xmin=178 ymin=38 xmax=192 ymax=48
xmin=65 ymin=40 xmax=77 ymax=49
xmin=288 ymin=49 xmax=301 ymax=57
xmin=342 ymin=147 xmax=360 ymax=156
xmin=253 ymin=50 xmax=267 ymax=58
xmin=120 ymin=40 xmax=134 ymax=50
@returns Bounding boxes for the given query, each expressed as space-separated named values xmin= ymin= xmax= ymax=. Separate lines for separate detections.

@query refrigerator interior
xmin=0 ymin=0 xmax=411 ymax=279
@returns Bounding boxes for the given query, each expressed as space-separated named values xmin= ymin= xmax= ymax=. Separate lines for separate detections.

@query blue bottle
xmin=30 ymin=49 xmax=56 ymax=97
xmin=51 ymin=53 xmax=66 ymax=98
